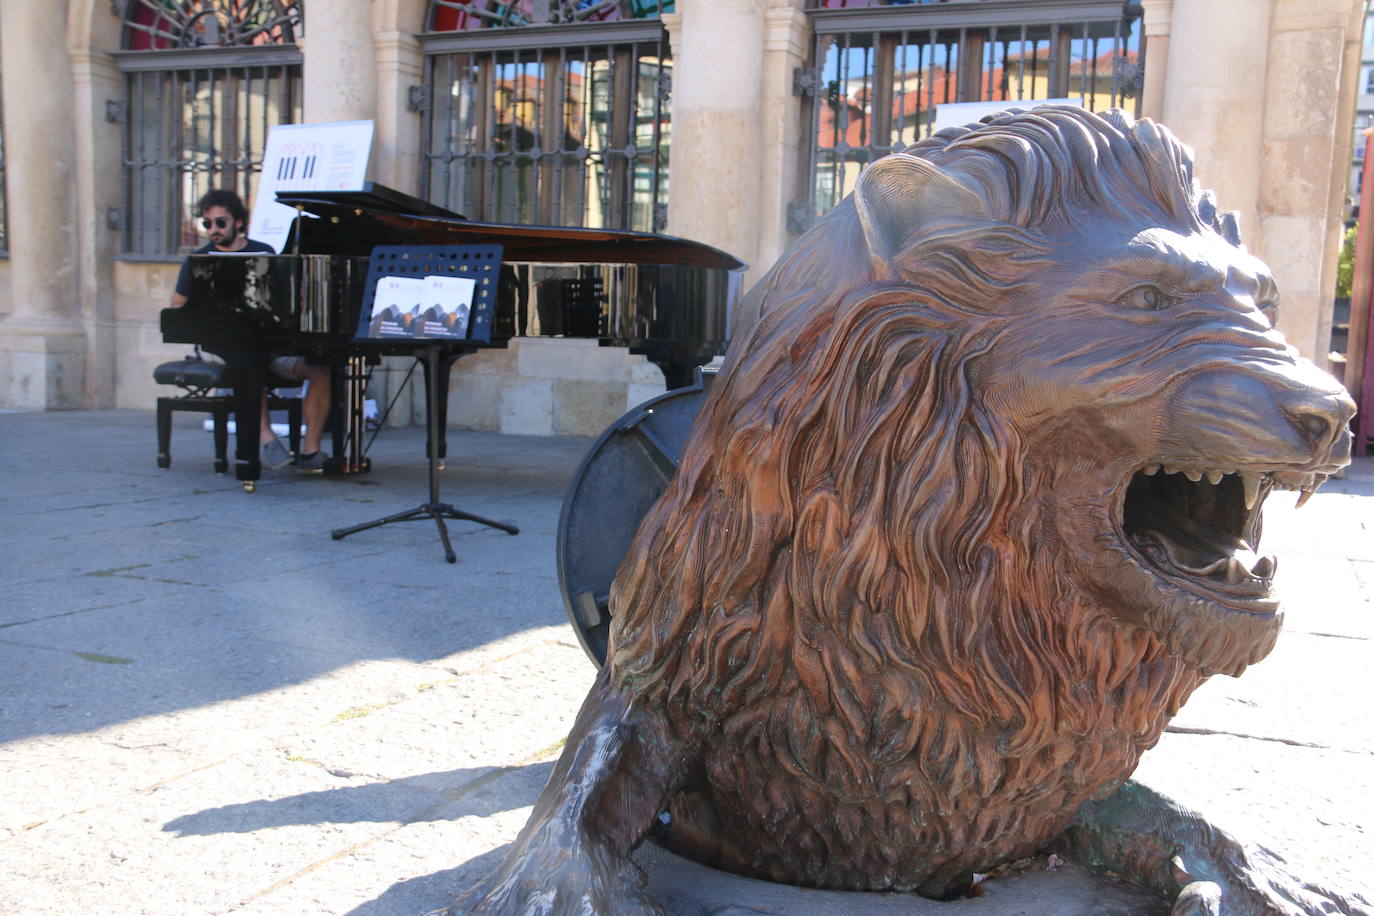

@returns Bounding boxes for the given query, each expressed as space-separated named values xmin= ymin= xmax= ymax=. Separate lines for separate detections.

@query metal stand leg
xmin=330 ymin=345 xmax=517 ymax=563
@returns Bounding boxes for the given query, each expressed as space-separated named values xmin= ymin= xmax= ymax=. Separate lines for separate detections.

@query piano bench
xmin=154 ymin=358 xmax=302 ymax=474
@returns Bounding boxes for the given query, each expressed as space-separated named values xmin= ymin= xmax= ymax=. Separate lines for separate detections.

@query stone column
xmin=303 ymin=0 xmax=378 ymax=124
xmin=0 ymin=0 xmax=86 ymax=409
xmin=1138 ymin=0 xmax=1172 ymax=124
xmin=1160 ymin=0 xmax=1273 ymax=246
xmin=663 ymin=0 xmax=768 ymax=285
xmin=70 ymin=48 xmax=123 ymax=409
xmin=373 ymin=31 xmax=424 ymax=194
xmin=756 ymin=2 xmax=810 ymax=276
xmin=723 ymin=0 xmax=809 ymax=339
xmin=1254 ymin=0 xmax=1365 ymax=366
xmin=372 ymin=28 xmax=427 ymax=426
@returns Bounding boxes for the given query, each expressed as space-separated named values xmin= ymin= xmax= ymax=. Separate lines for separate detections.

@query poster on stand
xmin=249 ymin=120 xmax=374 ymax=255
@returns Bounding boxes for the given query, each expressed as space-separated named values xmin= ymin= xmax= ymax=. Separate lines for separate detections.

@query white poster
xmin=367 ymin=277 xmax=426 ymax=338
xmin=249 ymin=120 xmax=375 ymax=255
xmin=421 ymin=275 xmax=476 ymax=338
xmin=932 ymin=98 xmax=1083 ymax=133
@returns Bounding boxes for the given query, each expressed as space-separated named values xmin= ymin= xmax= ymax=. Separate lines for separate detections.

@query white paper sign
xmin=250 ymin=120 xmax=375 ymax=255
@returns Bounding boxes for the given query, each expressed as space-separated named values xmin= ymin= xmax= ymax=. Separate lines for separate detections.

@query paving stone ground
xmin=0 ymin=409 xmax=1370 ymax=915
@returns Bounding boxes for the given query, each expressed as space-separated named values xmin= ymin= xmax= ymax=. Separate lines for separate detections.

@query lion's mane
xmin=606 ymin=108 xmax=1224 ymax=889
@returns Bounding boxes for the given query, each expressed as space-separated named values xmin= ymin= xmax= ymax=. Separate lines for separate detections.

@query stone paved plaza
xmin=0 ymin=409 xmax=1371 ymax=914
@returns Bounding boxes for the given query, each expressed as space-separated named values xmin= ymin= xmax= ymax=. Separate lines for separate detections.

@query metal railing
xmin=795 ymin=0 xmax=1142 ymax=226
xmin=117 ymin=54 xmax=301 ymax=256
xmin=420 ymin=13 xmax=671 ymax=231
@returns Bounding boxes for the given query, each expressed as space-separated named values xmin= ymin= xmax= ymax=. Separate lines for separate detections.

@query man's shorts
xmin=268 ymin=355 xmax=306 ymax=379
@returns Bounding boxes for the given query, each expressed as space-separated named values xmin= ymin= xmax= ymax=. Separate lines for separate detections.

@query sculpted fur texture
xmin=457 ymin=107 xmax=1356 ymax=914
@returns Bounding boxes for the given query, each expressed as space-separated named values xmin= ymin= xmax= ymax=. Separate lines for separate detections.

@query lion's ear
xmin=855 ymin=154 xmax=989 ymax=268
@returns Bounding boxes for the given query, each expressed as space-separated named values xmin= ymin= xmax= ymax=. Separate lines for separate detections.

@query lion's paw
xmin=1171 ymin=881 xmax=1221 ymax=916
xmin=1174 ymin=847 xmax=1372 ymax=916
xmin=449 ymin=853 xmax=662 ymax=916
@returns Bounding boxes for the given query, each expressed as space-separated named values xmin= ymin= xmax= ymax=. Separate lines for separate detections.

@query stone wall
xmin=444 ymin=340 xmax=666 ymax=436
xmin=113 ymin=261 xmax=184 ymax=410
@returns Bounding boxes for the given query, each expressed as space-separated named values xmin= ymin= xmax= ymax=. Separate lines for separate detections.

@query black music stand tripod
xmin=330 ymin=344 xmax=517 ymax=563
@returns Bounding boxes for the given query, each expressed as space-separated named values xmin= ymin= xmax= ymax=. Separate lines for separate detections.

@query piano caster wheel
xmin=157 ymin=454 xmax=170 ymax=469
xmin=243 ymin=481 xmax=257 ymax=493
xmin=438 ymin=460 xmax=445 ymax=470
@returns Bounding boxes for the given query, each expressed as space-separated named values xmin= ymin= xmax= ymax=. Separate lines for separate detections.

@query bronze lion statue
xmin=455 ymin=107 xmax=1362 ymax=914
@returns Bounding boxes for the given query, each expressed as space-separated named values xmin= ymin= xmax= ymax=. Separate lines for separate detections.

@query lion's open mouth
xmin=1121 ymin=465 xmax=1324 ymax=609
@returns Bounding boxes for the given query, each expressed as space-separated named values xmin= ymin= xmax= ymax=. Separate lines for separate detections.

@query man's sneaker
xmin=295 ymin=451 xmax=328 ymax=473
xmin=261 ymin=437 xmax=292 ymax=470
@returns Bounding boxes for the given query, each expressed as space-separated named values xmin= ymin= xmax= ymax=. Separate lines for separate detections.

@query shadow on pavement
xmin=0 ymin=410 xmax=594 ymax=742
xmin=163 ymin=762 xmax=556 ymax=836
xmin=348 ymin=845 xmax=512 ymax=916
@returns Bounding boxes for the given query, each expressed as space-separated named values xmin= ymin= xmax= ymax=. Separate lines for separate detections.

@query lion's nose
xmin=1282 ymin=391 xmax=1355 ymax=462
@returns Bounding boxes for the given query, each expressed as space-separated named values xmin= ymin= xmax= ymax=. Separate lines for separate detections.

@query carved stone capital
xmin=763 ymin=7 xmax=810 ymax=58
xmin=1140 ymin=0 xmax=1174 ymax=36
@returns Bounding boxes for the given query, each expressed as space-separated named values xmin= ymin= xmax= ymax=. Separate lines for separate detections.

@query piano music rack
xmin=355 ymin=244 xmax=502 ymax=344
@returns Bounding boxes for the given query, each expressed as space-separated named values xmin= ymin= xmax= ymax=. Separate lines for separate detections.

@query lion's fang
xmin=1295 ymin=487 xmax=1315 ymax=509
xmin=1241 ymin=473 xmax=1262 ymax=510
xmin=1183 ymin=469 xmax=1203 ymax=483
xmin=1205 ymin=469 xmax=1223 ymax=485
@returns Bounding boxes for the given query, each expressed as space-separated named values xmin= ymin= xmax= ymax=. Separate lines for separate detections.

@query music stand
xmin=330 ymin=245 xmax=518 ymax=563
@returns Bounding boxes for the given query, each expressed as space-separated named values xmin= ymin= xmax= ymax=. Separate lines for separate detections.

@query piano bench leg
xmin=156 ymin=398 xmax=173 ymax=470
xmin=289 ymin=398 xmax=302 ymax=456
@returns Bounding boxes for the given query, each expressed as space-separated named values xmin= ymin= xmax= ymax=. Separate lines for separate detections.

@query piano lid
xmin=276 ymin=183 xmax=746 ymax=271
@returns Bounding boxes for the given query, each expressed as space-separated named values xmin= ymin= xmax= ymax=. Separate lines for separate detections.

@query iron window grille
xmin=112 ymin=0 xmax=303 ymax=258
xmin=421 ymin=2 xmax=673 ymax=232
xmin=796 ymin=0 xmax=1142 ymax=225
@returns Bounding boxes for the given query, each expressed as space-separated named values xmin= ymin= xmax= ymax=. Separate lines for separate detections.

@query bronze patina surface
xmin=455 ymin=107 xmax=1363 ymax=915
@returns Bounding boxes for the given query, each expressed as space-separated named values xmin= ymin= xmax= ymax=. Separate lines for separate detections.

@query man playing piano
xmin=169 ymin=190 xmax=332 ymax=472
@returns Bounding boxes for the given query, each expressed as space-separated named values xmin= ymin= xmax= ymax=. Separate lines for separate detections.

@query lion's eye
xmin=1117 ymin=285 xmax=1178 ymax=311
xmin=1257 ymin=300 xmax=1279 ymax=324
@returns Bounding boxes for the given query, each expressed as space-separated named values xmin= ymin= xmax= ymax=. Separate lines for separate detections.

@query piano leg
xmin=227 ymin=363 xmax=265 ymax=491
xmin=323 ymin=354 xmax=372 ymax=476
xmin=645 ymin=343 xmax=716 ymax=391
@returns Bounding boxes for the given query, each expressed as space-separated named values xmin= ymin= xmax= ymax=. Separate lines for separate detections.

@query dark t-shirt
xmin=174 ymin=238 xmax=276 ymax=298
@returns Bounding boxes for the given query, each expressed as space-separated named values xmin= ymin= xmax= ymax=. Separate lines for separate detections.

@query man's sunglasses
xmin=201 ymin=217 xmax=233 ymax=229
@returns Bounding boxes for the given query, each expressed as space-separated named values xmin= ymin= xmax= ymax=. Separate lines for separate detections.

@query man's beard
xmin=211 ymin=225 xmax=240 ymax=248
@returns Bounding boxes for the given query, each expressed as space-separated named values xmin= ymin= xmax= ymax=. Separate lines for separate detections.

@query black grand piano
xmin=161 ymin=183 xmax=744 ymax=489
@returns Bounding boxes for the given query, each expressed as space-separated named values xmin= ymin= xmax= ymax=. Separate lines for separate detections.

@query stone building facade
xmin=0 ymin=0 xmax=1364 ymax=433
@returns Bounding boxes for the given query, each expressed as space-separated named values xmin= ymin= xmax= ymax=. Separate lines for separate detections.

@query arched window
xmin=429 ymin=1 xmax=672 ymax=31
xmin=421 ymin=1 xmax=673 ymax=231
xmin=113 ymin=1 xmax=303 ymax=256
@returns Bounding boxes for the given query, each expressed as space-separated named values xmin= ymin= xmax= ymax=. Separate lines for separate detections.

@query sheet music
xmin=420 ymin=275 xmax=476 ymax=338
xmin=367 ymin=276 xmax=425 ymax=338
